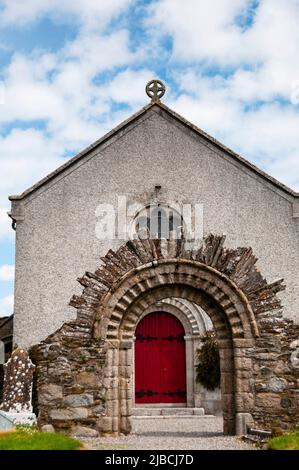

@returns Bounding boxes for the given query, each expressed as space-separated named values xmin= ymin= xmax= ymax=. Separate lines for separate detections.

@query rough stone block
xmin=70 ymin=425 xmax=99 ymax=438
xmin=234 ymin=357 xmax=252 ymax=371
xmin=235 ymin=393 xmax=254 ymax=412
xmin=41 ymin=424 xmax=55 ymax=433
xmin=98 ymin=416 xmax=113 ymax=433
xmin=89 ymin=405 xmax=104 ymax=417
xmin=50 ymin=407 xmax=88 ymax=420
xmin=76 ymin=372 xmax=98 ymax=387
xmin=235 ymin=378 xmax=251 ymax=393
xmin=64 ymin=393 xmax=94 ymax=407
xmin=255 ymin=393 xmax=281 ymax=408
xmin=267 ymin=377 xmax=287 ymax=392
xmin=39 ymin=384 xmax=63 ymax=404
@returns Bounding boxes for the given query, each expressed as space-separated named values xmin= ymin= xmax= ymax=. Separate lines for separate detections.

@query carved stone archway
xmin=31 ymin=235 xmax=299 ymax=438
xmin=97 ymin=260 xmax=258 ymax=435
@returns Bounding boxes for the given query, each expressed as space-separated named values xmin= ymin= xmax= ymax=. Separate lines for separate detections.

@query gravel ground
xmin=83 ymin=416 xmax=254 ymax=450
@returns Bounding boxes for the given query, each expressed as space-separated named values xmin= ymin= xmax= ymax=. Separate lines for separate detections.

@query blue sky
xmin=0 ymin=0 xmax=299 ymax=316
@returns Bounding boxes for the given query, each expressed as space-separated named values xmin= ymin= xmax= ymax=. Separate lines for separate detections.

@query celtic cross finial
xmin=146 ymin=79 xmax=166 ymax=103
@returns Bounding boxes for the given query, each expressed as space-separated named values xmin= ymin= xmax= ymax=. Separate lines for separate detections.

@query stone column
xmin=185 ymin=335 xmax=195 ymax=407
xmin=119 ymin=341 xmax=133 ymax=434
xmin=218 ymin=340 xmax=235 ymax=435
xmin=233 ymin=339 xmax=255 ymax=435
xmin=100 ymin=341 xmax=119 ymax=435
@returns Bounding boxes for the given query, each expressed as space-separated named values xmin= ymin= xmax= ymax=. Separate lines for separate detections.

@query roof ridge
xmin=8 ymin=101 xmax=298 ymax=201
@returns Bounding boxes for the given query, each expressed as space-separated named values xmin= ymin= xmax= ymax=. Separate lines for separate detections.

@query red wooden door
xmin=135 ymin=312 xmax=186 ymax=404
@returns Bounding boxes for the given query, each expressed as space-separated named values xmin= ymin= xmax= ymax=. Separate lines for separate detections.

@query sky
xmin=0 ymin=0 xmax=299 ymax=317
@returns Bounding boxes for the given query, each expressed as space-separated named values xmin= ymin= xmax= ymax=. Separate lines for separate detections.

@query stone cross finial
xmin=0 ymin=347 xmax=35 ymax=413
xmin=146 ymin=79 xmax=166 ymax=103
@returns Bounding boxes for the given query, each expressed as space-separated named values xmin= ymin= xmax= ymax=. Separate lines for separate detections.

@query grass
xmin=0 ymin=426 xmax=82 ymax=450
xmin=268 ymin=429 xmax=299 ymax=451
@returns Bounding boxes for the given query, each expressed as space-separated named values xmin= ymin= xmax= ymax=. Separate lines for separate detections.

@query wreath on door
xmin=196 ymin=331 xmax=220 ymax=391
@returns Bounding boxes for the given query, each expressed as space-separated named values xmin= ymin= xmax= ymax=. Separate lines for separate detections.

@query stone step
xmin=132 ymin=407 xmax=205 ymax=417
xmin=247 ymin=428 xmax=272 ymax=438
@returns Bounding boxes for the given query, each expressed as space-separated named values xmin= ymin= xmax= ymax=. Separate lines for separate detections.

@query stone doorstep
xmin=132 ymin=407 xmax=206 ymax=417
xmin=132 ymin=415 xmax=216 ymax=419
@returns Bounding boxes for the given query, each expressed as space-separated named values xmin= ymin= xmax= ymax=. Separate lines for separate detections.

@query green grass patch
xmin=268 ymin=429 xmax=299 ymax=450
xmin=0 ymin=426 xmax=82 ymax=450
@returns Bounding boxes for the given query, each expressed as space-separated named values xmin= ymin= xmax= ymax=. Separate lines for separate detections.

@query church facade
xmin=7 ymin=81 xmax=299 ymax=436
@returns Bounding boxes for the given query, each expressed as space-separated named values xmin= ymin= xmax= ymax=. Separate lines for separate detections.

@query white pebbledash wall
xmin=10 ymin=106 xmax=299 ymax=348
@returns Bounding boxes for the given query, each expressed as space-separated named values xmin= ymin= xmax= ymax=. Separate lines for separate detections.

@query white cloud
xmin=1 ymin=30 xmax=136 ymax=129
xmin=168 ymin=72 xmax=299 ymax=190
xmin=0 ymin=0 xmax=298 ymax=250
xmin=144 ymin=0 xmax=299 ymax=191
xmin=0 ymin=0 xmax=132 ymax=30
xmin=102 ymin=68 xmax=156 ymax=105
xmin=0 ymin=207 xmax=13 ymax=240
xmin=0 ymin=264 xmax=14 ymax=281
xmin=0 ymin=128 xmax=64 ymax=200
xmin=148 ymin=0 xmax=299 ymax=115
xmin=0 ymin=12 xmax=152 ymax=241
xmin=149 ymin=0 xmax=299 ymax=68
xmin=0 ymin=294 xmax=13 ymax=317
xmin=148 ymin=0 xmax=251 ymax=64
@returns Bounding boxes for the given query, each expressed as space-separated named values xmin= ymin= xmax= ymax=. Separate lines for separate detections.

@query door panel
xmin=135 ymin=312 xmax=186 ymax=404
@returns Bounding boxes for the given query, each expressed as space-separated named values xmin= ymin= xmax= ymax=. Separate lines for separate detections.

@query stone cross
xmin=146 ymin=79 xmax=166 ymax=102
xmin=0 ymin=347 xmax=35 ymax=413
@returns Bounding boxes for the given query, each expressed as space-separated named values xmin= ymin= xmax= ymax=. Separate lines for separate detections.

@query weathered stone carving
xmin=0 ymin=347 xmax=36 ymax=429
xmin=1 ymin=347 xmax=35 ymax=413
xmin=30 ymin=234 xmax=299 ymax=436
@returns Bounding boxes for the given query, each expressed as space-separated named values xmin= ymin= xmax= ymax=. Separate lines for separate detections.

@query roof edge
xmin=8 ymin=100 xmax=299 ymax=201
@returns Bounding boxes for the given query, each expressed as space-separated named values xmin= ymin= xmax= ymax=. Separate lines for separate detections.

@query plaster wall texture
xmin=11 ymin=108 xmax=299 ymax=348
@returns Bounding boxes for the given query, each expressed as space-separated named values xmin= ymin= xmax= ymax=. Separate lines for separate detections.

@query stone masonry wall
xmin=251 ymin=314 xmax=299 ymax=430
xmin=31 ymin=327 xmax=107 ymax=438
xmin=29 ymin=235 xmax=299 ymax=436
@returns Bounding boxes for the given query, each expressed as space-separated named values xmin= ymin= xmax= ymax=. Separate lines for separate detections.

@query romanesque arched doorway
xmin=135 ymin=312 xmax=187 ymax=405
xmin=33 ymin=234 xmax=293 ymax=438
xmin=98 ymin=258 xmax=257 ymax=436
